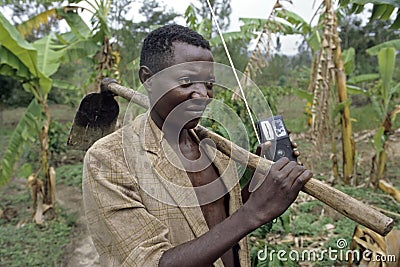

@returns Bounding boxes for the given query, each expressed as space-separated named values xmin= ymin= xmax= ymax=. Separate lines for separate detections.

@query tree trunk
xmin=39 ymin=101 xmax=55 ymax=213
xmin=331 ymin=4 xmax=355 ymax=184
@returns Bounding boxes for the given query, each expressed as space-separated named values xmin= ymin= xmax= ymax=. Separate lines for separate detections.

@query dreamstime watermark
xmin=257 ymin=238 xmax=397 ymax=263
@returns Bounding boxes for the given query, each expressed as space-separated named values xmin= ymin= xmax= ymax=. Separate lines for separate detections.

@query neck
xmin=150 ymin=111 xmax=192 ymax=147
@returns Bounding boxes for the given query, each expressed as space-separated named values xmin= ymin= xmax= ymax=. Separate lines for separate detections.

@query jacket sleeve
xmin=82 ymin=137 xmax=172 ymax=266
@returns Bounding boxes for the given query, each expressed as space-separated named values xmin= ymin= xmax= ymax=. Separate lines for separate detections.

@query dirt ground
xmin=57 ymin=184 xmax=99 ymax=267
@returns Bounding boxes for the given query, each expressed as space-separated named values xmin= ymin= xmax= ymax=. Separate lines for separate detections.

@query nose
xmin=190 ymin=82 xmax=209 ymax=99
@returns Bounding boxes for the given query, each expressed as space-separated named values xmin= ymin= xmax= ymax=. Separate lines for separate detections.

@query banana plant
xmin=339 ymin=0 xmax=400 ymax=29
xmin=347 ymin=41 xmax=400 ymax=186
xmin=0 ymin=12 xmax=62 ymax=221
xmin=0 ymin=6 xmax=101 ymax=222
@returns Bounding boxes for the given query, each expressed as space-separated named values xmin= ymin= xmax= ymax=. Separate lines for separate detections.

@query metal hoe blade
xmin=67 ymin=91 xmax=119 ymax=151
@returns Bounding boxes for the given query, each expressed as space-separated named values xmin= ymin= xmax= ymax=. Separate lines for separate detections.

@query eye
xmin=178 ymin=77 xmax=193 ymax=88
xmin=205 ymin=79 xmax=215 ymax=90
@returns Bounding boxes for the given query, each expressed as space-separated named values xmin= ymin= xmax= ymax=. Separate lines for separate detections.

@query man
xmin=83 ymin=24 xmax=312 ymax=267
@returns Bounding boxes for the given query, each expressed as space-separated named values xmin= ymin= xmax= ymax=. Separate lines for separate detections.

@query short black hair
xmin=140 ymin=24 xmax=211 ymax=74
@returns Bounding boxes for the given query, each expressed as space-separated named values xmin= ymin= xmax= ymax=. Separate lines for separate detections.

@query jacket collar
xmin=132 ymin=113 xmax=242 ymax=240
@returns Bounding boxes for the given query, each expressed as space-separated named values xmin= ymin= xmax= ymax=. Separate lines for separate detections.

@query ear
xmin=139 ymin=66 xmax=153 ymax=84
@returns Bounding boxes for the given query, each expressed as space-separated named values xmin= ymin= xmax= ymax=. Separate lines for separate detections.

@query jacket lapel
xmin=138 ymin=114 xmax=209 ymax=238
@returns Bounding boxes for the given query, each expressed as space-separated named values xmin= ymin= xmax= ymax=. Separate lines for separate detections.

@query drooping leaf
xmin=342 ymin=47 xmax=355 ymax=75
xmin=366 ymin=39 xmax=400 ymax=55
xmin=341 ymin=1 xmax=399 ymax=28
xmin=348 ymin=0 xmax=400 ymax=7
xmin=59 ymin=38 xmax=98 ymax=62
xmin=373 ymin=126 xmax=385 ymax=153
xmin=307 ymin=31 xmax=322 ymax=52
xmin=0 ymin=12 xmax=51 ymax=95
xmin=0 ymin=45 xmax=31 ymax=79
xmin=57 ymin=7 xmax=92 ymax=39
xmin=0 ymin=12 xmax=39 ymax=77
xmin=347 ymin=73 xmax=380 ymax=84
xmin=16 ymin=8 xmax=58 ymax=38
xmin=33 ymin=35 xmax=66 ymax=77
xmin=371 ymin=4 xmax=395 ymax=20
xmin=275 ymin=9 xmax=311 ymax=34
xmin=0 ymin=99 xmax=43 ymax=186
xmin=347 ymin=85 xmax=368 ymax=95
xmin=378 ymin=47 xmax=395 ymax=100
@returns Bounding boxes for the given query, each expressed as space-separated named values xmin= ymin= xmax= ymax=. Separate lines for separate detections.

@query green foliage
xmin=0 ymin=210 xmax=75 ymax=266
xmin=350 ymin=103 xmax=381 ymax=131
xmin=185 ymin=4 xmax=213 ymax=39
xmin=32 ymin=34 xmax=65 ymax=78
xmin=366 ymin=39 xmax=400 ymax=55
xmin=0 ymin=99 xmax=42 ymax=186
xmin=56 ymin=163 xmax=83 ymax=190
xmin=339 ymin=0 xmax=400 ymax=29
xmin=0 ymin=11 xmax=51 ymax=96
xmin=275 ymin=9 xmax=311 ymax=34
xmin=347 ymin=45 xmax=399 ymax=126
xmin=48 ymin=120 xmax=70 ymax=157
xmin=373 ymin=126 xmax=386 ymax=153
xmin=339 ymin=15 xmax=398 ymax=75
xmin=342 ymin=47 xmax=356 ymax=75
xmin=0 ymin=175 xmax=77 ymax=266
xmin=0 ymin=75 xmax=33 ymax=107
xmin=114 ymin=0 xmax=179 ymax=87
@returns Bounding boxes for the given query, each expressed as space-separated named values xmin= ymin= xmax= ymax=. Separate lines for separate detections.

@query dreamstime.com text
xmin=257 ymin=239 xmax=397 ymax=263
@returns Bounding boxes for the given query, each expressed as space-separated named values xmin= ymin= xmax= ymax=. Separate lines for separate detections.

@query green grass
xmin=0 ymin=179 xmax=77 ymax=267
xmin=56 ymin=163 xmax=83 ymax=190
xmin=0 ymin=210 xmax=76 ymax=267
xmin=276 ymin=95 xmax=309 ymax=133
xmin=351 ymin=104 xmax=381 ymax=132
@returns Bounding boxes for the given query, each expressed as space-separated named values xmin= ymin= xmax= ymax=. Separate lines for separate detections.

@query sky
xmin=127 ymin=0 xmax=324 ymax=55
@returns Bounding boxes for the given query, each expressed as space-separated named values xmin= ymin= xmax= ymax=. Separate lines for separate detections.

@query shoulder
xmin=85 ymin=113 xmax=146 ymax=160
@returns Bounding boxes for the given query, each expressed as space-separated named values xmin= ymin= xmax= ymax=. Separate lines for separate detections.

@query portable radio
xmin=256 ymin=115 xmax=297 ymax=162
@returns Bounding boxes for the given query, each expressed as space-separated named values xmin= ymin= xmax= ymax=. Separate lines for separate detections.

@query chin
xmin=184 ymin=119 xmax=201 ymax=129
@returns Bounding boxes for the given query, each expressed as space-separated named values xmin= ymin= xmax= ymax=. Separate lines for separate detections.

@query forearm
xmin=159 ymin=206 xmax=257 ymax=267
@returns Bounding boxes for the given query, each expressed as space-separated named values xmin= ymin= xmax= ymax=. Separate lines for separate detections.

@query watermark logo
xmin=257 ymin=238 xmax=397 ymax=264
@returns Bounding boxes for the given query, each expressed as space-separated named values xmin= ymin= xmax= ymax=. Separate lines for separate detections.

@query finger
xmin=291 ymin=169 xmax=313 ymax=191
xmin=278 ymin=160 xmax=298 ymax=175
xmin=255 ymin=141 xmax=272 ymax=156
xmin=286 ymin=165 xmax=307 ymax=187
xmin=272 ymin=157 xmax=290 ymax=171
xmin=291 ymin=141 xmax=298 ymax=148
xmin=293 ymin=149 xmax=300 ymax=157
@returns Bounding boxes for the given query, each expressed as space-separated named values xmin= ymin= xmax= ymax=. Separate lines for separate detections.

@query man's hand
xmin=243 ymin=157 xmax=313 ymax=229
xmin=257 ymin=139 xmax=301 ymax=161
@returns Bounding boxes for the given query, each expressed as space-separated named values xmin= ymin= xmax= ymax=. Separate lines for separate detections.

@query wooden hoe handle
xmin=105 ymin=80 xmax=394 ymax=236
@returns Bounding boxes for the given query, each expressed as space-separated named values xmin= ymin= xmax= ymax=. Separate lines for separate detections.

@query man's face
xmin=148 ymin=42 xmax=214 ymax=130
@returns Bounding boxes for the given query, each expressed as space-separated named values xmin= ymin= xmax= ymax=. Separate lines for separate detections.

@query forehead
xmin=171 ymin=42 xmax=213 ymax=65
